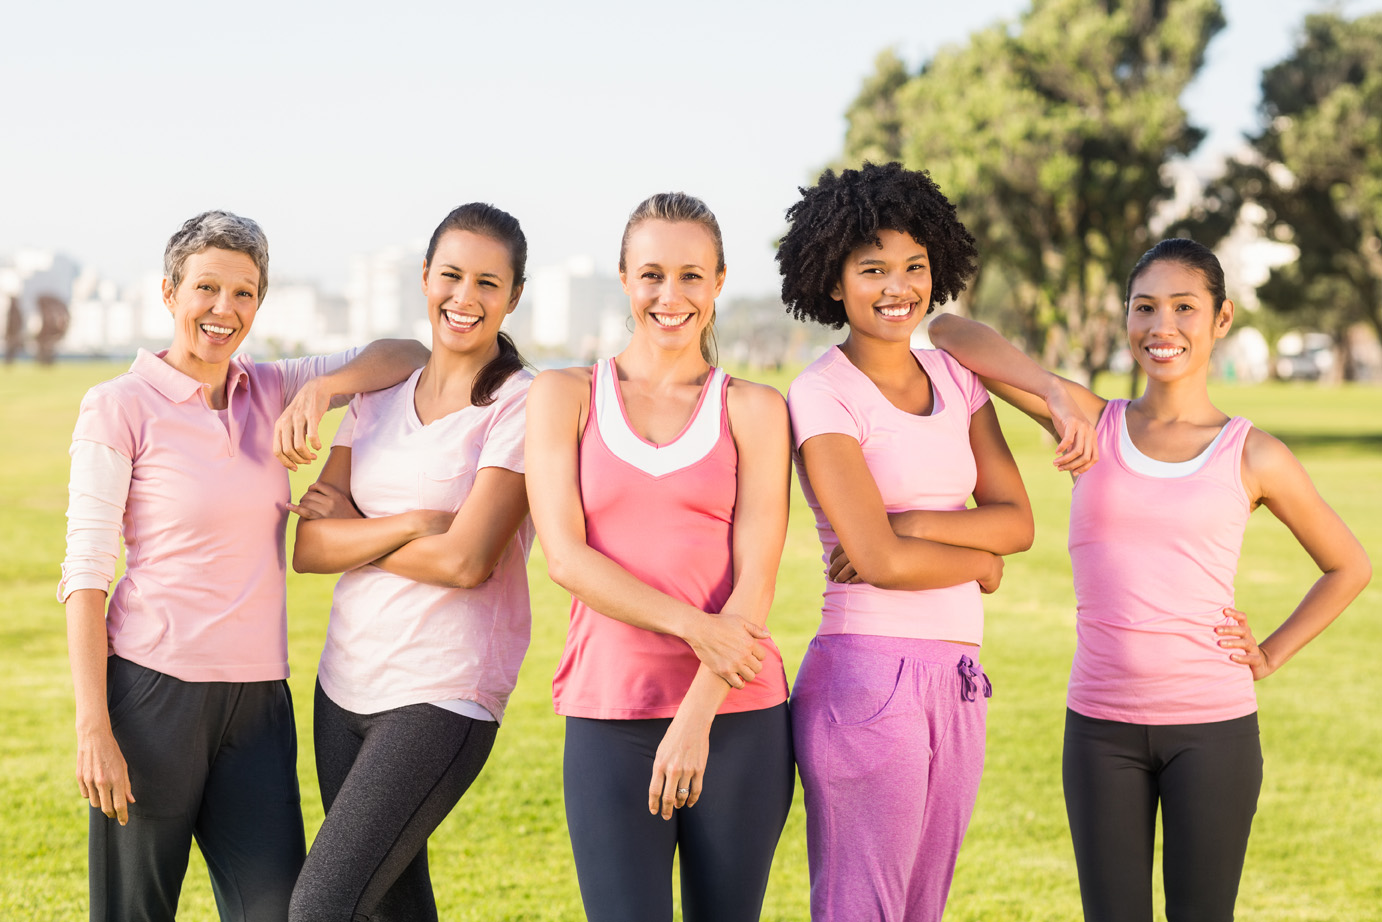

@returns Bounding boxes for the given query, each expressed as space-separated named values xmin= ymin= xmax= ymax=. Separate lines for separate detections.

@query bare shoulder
xmin=726 ymin=377 xmax=788 ymax=428
xmin=1242 ymin=425 xmax=1306 ymax=503
xmin=529 ymin=365 xmax=593 ymax=407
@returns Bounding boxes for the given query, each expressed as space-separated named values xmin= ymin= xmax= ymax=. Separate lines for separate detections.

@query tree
xmin=1195 ymin=12 xmax=1382 ymax=378
xmin=837 ymin=0 xmax=1225 ymax=384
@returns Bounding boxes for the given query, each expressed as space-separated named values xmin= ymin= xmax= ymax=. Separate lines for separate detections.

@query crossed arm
xmin=292 ymin=447 xmax=528 ymax=590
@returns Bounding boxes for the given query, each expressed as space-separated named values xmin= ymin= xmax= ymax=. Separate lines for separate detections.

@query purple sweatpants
xmin=791 ymin=633 xmax=990 ymax=922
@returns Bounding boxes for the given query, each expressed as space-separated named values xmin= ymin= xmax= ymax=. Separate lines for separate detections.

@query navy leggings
xmin=564 ymin=703 xmax=794 ymax=922
xmin=288 ymin=682 xmax=497 ymax=922
xmin=1063 ymin=709 xmax=1263 ymax=922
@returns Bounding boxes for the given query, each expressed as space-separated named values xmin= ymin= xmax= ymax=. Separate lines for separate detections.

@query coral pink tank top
xmin=1067 ymin=399 xmax=1257 ymax=724
xmin=551 ymin=359 xmax=789 ymax=719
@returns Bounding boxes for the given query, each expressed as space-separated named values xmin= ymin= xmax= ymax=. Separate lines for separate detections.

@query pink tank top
xmin=1067 ymin=399 xmax=1257 ymax=724
xmin=551 ymin=359 xmax=789 ymax=719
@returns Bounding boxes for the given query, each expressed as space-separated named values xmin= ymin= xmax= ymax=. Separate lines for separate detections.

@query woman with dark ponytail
xmin=286 ymin=203 xmax=536 ymax=921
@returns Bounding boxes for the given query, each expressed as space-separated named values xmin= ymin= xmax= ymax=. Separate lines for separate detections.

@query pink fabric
xmin=318 ymin=369 xmax=534 ymax=721
xmin=787 ymin=346 xmax=991 ymax=645
xmin=552 ymin=361 xmax=789 ymax=719
xmin=1067 ymin=399 xmax=1257 ymax=725
xmin=65 ymin=347 xmax=357 ymax=682
xmin=792 ymin=634 xmax=988 ymax=922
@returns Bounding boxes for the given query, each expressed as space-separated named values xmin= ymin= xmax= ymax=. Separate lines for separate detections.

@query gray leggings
xmin=564 ymin=703 xmax=794 ymax=922
xmin=1063 ymin=709 xmax=1263 ymax=922
xmin=287 ymin=682 xmax=497 ymax=922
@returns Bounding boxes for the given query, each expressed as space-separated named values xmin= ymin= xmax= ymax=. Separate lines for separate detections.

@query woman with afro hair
xmin=778 ymin=162 xmax=1074 ymax=920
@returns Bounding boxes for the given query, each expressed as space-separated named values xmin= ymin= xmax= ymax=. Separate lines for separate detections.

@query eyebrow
xmin=440 ymin=263 xmax=503 ymax=279
xmin=637 ymin=263 xmax=708 ymax=272
xmin=1131 ymin=291 xmax=1202 ymax=300
xmin=857 ymin=254 xmax=927 ymax=265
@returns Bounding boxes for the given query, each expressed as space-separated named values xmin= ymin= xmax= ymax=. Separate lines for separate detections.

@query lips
xmin=1145 ymin=345 xmax=1185 ymax=360
xmin=875 ymin=302 xmax=915 ymax=320
xmin=200 ymin=323 xmax=236 ymax=342
xmin=442 ymin=309 xmax=480 ymax=332
xmin=651 ymin=312 xmax=692 ymax=329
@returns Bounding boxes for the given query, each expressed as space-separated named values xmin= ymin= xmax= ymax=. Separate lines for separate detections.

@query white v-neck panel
xmin=594 ymin=359 xmax=726 ymax=478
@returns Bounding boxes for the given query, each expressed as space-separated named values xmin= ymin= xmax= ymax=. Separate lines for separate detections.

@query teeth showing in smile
xmin=652 ymin=313 xmax=692 ymax=328
xmin=877 ymin=304 xmax=913 ymax=317
xmin=443 ymin=309 xmax=480 ymax=330
xmin=1147 ymin=346 xmax=1185 ymax=359
xmin=202 ymin=324 xmax=234 ymax=336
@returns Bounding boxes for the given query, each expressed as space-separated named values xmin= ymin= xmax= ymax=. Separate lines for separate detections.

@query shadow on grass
xmin=1270 ymin=430 xmax=1382 ymax=454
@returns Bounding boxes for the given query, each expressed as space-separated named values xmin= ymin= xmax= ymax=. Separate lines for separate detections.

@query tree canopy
xmin=1195 ymin=11 xmax=1382 ymax=373
xmin=836 ymin=0 xmax=1225 ymax=383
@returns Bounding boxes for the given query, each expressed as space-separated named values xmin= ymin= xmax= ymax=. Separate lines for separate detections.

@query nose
xmin=659 ymin=278 xmax=685 ymax=306
xmin=881 ymin=271 xmax=908 ymax=296
xmin=1149 ymin=305 xmax=1179 ymax=335
xmin=452 ymin=279 xmax=479 ymax=305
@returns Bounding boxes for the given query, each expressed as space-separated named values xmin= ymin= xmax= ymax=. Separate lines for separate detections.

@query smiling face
xmin=162 ymin=247 xmax=260 ymax=380
xmin=831 ymin=229 xmax=932 ymax=345
xmin=422 ymin=229 xmax=521 ymax=358
xmin=619 ymin=219 xmax=725 ymax=354
xmin=1126 ymin=259 xmax=1234 ymax=382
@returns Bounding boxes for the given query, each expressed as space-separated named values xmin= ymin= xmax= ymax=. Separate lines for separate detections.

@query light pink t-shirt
xmin=551 ymin=359 xmax=789 ymax=719
xmin=63 ymin=347 xmax=358 ymax=682
xmin=1067 ymin=399 xmax=1257 ymax=724
xmin=318 ymin=369 xmax=534 ymax=722
xmin=787 ymin=346 xmax=991 ymax=645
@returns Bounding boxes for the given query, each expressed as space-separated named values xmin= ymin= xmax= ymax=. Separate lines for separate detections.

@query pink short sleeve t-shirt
xmin=1067 ymin=399 xmax=1257 ymax=724
xmin=65 ymin=347 xmax=359 ymax=682
xmin=318 ymin=369 xmax=535 ymax=722
xmin=787 ymin=346 xmax=991 ymax=645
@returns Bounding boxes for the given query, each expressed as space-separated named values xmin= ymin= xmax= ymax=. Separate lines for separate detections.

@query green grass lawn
xmin=2 ymin=360 xmax=1378 ymax=921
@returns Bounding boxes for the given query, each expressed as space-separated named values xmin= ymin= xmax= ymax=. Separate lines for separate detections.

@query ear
xmin=420 ymin=260 xmax=430 ymax=295
xmin=506 ymin=283 xmax=523 ymax=314
xmin=712 ymin=266 xmax=726 ymax=299
xmin=830 ymin=279 xmax=844 ymax=303
xmin=161 ymin=277 xmax=176 ymax=312
xmin=1214 ymin=299 xmax=1235 ymax=339
xmin=619 ymin=269 xmax=631 ymax=296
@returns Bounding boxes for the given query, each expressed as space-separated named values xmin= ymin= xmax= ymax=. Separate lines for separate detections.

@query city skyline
xmin=5 ymin=0 xmax=1381 ymax=305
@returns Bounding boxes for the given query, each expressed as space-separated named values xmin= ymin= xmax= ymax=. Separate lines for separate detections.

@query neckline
xmin=1114 ymin=401 xmax=1233 ymax=480
xmin=606 ymin=358 xmax=720 ymax=449
xmin=831 ymin=345 xmax=942 ymax=419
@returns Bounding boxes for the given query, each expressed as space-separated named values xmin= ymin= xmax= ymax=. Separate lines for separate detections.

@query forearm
xmin=374 ymin=532 xmax=496 ymax=589
xmin=672 ymin=666 xmax=731 ymax=730
xmin=546 ymin=541 xmax=709 ymax=639
xmin=1259 ymin=561 xmax=1371 ymax=675
xmin=321 ymin=339 xmax=429 ymax=395
xmin=929 ymin=315 xmax=1061 ymax=398
xmin=293 ymin=511 xmax=433 ymax=574
xmin=890 ymin=505 xmax=1034 ymax=555
xmin=854 ymin=534 xmax=999 ymax=591
xmin=66 ymin=589 xmax=112 ymax=734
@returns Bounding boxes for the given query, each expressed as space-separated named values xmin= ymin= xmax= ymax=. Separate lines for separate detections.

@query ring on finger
xmin=676 ymin=788 xmax=689 ymax=796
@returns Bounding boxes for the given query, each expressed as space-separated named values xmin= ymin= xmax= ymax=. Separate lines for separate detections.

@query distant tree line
xmin=830 ymin=0 xmax=1382 ymax=383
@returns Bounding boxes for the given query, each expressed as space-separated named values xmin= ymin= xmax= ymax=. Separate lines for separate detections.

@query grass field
xmin=1 ymin=360 xmax=1378 ymax=921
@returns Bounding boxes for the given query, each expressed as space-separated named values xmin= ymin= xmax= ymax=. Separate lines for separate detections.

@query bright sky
xmin=3 ymin=0 xmax=1379 ymax=301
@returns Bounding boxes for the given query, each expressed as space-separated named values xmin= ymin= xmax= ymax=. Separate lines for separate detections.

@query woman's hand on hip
xmin=76 ymin=727 xmax=134 ymax=825
xmin=1217 ymin=607 xmax=1274 ymax=680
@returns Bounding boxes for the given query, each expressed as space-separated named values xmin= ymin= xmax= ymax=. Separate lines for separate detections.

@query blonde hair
xmin=619 ymin=192 xmax=723 ymax=364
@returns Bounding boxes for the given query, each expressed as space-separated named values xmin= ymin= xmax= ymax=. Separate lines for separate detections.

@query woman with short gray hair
xmin=59 ymin=210 xmax=428 ymax=921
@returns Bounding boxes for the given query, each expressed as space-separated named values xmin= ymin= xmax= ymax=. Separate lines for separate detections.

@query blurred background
xmin=4 ymin=0 xmax=1381 ymax=386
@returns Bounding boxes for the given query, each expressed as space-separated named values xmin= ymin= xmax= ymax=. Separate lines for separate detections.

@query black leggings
xmin=288 ymin=682 xmax=498 ymax=922
xmin=1062 ymin=709 xmax=1263 ymax=922
xmin=564 ymin=703 xmax=794 ymax=922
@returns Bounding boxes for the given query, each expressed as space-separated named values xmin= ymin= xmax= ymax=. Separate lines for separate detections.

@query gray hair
xmin=164 ymin=210 xmax=270 ymax=303
xmin=618 ymin=192 xmax=724 ymax=364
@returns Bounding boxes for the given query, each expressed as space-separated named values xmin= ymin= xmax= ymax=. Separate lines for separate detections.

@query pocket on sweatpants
xmin=106 ymin=656 xmax=161 ymax=729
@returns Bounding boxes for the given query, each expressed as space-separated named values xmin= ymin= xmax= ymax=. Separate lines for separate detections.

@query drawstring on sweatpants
xmin=957 ymin=655 xmax=992 ymax=702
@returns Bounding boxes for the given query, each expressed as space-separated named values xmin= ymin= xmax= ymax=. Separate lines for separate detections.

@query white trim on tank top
xmin=1118 ymin=413 xmax=1230 ymax=478
xmin=595 ymin=358 xmax=726 ymax=477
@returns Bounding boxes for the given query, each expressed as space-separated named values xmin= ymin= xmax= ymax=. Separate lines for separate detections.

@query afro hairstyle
xmin=776 ymin=162 xmax=978 ymax=328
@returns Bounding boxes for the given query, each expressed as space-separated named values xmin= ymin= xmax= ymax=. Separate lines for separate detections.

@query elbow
xmin=1008 ymin=516 xmax=1036 ymax=554
xmin=852 ymin=555 xmax=903 ymax=590
xmin=544 ymin=550 xmax=580 ymax=594
xmin=445 ymin=555 xmax=494 ymax=590
xmin=927 ymin=312 xmax=956 ymax=347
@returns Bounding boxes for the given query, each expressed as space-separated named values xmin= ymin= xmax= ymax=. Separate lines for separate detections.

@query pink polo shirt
xmin=788 ymin=346 xmax=991 ymax=645
xmin=61 ymin=348 xmax=357 ymax=683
